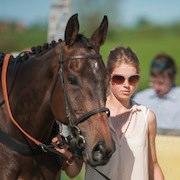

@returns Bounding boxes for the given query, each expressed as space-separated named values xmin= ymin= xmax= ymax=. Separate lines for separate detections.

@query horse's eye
xmin=67 ymin=75 xmax=79 ymax=85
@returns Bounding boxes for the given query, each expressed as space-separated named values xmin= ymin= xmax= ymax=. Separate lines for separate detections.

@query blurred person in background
xmin=134 ymin=53 xmax=180 ymax=134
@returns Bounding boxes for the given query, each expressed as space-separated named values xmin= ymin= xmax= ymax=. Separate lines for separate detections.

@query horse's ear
xmin=65 ymin=14 xmax=79 ymax=46
xmin=90 ymin=15 xmax=108 ymax=51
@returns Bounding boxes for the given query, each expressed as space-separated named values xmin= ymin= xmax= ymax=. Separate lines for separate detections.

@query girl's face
xmin=110 ymin=62 xmax=139 ymax=101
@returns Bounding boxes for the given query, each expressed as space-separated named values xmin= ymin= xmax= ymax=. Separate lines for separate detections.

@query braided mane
xmin=0 ymin=39 xmax=63 ymax=66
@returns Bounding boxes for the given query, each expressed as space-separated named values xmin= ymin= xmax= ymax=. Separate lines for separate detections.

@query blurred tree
xmin=136 ymin=17 xmax=153 ymax=28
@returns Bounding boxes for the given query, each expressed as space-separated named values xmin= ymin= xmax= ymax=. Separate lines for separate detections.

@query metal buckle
xmin=39 ymin=144 xmax=48 ymax=153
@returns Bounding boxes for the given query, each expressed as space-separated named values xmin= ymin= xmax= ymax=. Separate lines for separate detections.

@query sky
xmin=122 ymin=0 xmax=180 ymax=26
xmin=0 ymin=0 xmax=180 ymax=26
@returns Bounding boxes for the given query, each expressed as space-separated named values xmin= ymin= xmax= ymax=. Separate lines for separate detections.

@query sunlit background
xmin=0 ymin=0 xmax=180 ymax=179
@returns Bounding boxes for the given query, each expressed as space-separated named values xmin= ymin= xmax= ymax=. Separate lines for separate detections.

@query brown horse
xmin=0 ymin=14 xmax=114 ymax=179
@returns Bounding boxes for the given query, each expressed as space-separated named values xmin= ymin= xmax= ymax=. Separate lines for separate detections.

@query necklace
xmin=121 ymin=109 xmax=134 ymax=135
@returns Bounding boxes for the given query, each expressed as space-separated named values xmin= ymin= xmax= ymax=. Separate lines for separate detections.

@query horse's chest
xmin=0 ymin=145 xmax=60 ymax=180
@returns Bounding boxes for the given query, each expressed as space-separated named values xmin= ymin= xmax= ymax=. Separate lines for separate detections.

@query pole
xmin=48 ymin=0 xmax=71 ymax=42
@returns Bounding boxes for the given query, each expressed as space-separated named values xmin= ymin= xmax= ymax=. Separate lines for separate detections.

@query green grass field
xmin=0 ymin=27 xmax=47 ymax=53
xmin=1 ymin=25 xmax=180 ymax=90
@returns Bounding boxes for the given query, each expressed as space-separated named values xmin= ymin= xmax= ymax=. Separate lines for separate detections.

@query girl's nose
xmin=123 ymin=79 xmax=129 ymax=87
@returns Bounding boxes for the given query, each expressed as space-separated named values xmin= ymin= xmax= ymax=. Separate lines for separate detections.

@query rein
xmin=1 ymin=54 xmax=65 ymax=155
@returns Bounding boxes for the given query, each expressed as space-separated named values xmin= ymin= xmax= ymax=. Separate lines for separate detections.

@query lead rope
xmin=1 ymin=54 xmax=41 ymax=145
xmin=1 ymin=54 xmax=69 ymax=156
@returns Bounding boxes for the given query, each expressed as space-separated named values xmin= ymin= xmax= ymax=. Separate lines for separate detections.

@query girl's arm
xmin=62 ymin=156 xmax=83 ymax=178
xmin=147 ymin=110 xmax=164 ymax=180
xmin=52 ymin=136 xmax=83 ymax=178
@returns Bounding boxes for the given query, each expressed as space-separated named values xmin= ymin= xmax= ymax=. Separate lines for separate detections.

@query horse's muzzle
xmin=91 ymin=140 xmax=115 ymax=166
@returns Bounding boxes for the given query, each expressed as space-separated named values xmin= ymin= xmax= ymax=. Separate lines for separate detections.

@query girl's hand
xmin=52 ymin=135 xmax=83 ymax=177
xmin=52 ymin=135 xmax=74 ymax=165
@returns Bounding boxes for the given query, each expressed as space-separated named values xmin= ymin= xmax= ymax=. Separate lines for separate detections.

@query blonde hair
xmin=107 ymin=46 xmax=140 ymax=75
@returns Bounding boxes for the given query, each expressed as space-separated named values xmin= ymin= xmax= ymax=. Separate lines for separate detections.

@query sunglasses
xmin=111 ymin=74 xmax=140 ymax=85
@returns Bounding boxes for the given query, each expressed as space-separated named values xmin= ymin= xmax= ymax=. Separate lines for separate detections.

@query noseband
xmin=55 ymin=46 xmax=110 ymax=154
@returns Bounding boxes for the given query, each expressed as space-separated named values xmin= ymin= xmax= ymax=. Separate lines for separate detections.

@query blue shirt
xmin=133 ymin=87 xmax=180 ymax=129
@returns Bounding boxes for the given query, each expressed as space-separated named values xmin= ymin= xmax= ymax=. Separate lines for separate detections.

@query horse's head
xmin=50 ymin=14 xmax=115 ymax=166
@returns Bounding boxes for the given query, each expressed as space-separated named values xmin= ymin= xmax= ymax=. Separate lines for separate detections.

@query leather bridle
xmin=56 ymin=46 xmax=111 ymax=180
xmin=1 ymin=46 xmax=110 ymax=153
xmin=52 ymin=45 xmax=110 ymax=153
xmin=1 ymin=47 xmax=111 ymax=180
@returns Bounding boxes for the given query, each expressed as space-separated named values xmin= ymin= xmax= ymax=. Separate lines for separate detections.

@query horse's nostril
xmin=93 ymin=141 xmax=106 ymax=152
xmin=94 ymin=142 xmax=104 ymax=152
xmin=92 ymin=141 xmax=106 ymax=162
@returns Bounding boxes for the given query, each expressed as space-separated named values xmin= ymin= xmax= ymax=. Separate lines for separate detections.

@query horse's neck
xmin=1 ymin=53 xmax=56 ymax=143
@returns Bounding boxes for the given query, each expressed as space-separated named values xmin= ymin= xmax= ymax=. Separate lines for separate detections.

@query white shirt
xmin=134 ymin=87 xmax=180 ymax=129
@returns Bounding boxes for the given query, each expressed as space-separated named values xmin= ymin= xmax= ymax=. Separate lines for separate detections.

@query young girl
xmin=85 ymin=46 xmax=164 ymax=180
xmin=53 ymin=46 xmax=164 ymax=180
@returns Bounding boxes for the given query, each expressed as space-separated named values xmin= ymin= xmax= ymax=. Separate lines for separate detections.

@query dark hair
xmin=107 ymin=46 xmax=139 ymax=75
xmin=150 ymin=53 xmax=176 ymax=79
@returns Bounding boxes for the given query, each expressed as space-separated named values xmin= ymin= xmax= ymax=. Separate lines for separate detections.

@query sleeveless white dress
xmin=85 ymin=103 xmax=149 ymax=180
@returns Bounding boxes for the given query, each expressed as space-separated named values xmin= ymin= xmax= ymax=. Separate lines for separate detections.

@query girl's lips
xmin=122 ymin=91 xmax=130 ymax=94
